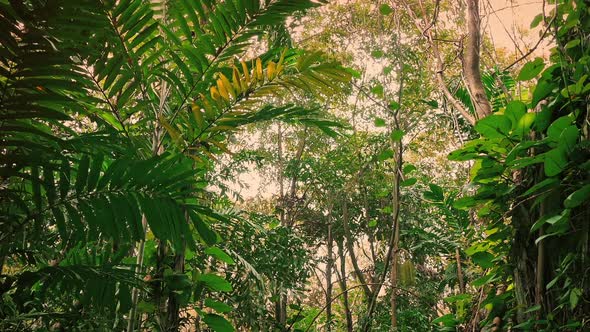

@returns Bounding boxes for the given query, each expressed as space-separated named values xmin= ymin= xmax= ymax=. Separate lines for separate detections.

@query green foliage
xmin=216 ymin=212 xmax=312 ymax=330
xmin=1 ymin=0 xmax=350 ymax=330
xmin=3 ymin=0 xmax=589 ymax=331
xmin=448 ymin=0 xmax=590 ymax=329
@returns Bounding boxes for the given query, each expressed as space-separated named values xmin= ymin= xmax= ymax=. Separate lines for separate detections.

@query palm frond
xmin=453 ymin=69 xmax=516 ymax=114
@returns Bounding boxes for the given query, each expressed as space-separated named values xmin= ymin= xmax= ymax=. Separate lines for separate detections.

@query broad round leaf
xmin=203 ymin=314 xmax=234 ymax=332
xmin=564 ymin=184 xmax=590 ymax=209
xmin=544 ymin=148 xmax=568 ymax=177
xmin=517 ymin=58 xmax=545 ymax=81
xmin=474 ymin=115 xmax=511 ymax=139
xmin=197 ymin=274 xmax=233 ymax=292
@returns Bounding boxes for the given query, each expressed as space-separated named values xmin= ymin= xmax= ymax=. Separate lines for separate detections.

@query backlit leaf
xmin=517 ymin=57 xmax=545 ymax=81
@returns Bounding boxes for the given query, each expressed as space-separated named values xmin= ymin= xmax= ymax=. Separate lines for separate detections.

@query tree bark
xmin=342 ymin=198 xmax=373 ymax=300
xmin=166 ymin=211 xmax=188 ymax=331
xmin=512 ymin=206 xmax=536 ymax=323
xmin=389 ymin=214 xmax=400 ymax=331
xmin=276 ymin=123 xmax=287 ymax=329
xmin=535 ymin=182 xmax=546 ymax=315
xmin=326 ymin=220 xmax=333 ymax=332
xmin=337 ymin=241 xmax=354 ymax=332
xmin=128 ymin=119 xmax=166 ymax=332
xmin=362 ymin=119 xmax=403 ymax=332
xmin=286 ymin=127 xmax=308 ymax=227
xmin=402 ymin=0 xmax=493 ymax=125
xmin=126 ymin=215 xmax=148 ymax=332
xmin=278 ymin=123 xmax=285 ymax=225
xmin=463 ymin=0 xmax=492 ymax=120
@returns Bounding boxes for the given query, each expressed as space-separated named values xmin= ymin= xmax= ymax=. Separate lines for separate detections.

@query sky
xmin=483 ymin=0 xmax=549 ymax=56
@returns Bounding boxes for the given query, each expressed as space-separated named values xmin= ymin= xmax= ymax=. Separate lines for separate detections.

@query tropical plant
xmin=448 ymin=0 xmax=590 ymax=329
xmin=3 ymin=1 xmax=589 ymax=331
xmin=1 ymin=0 xmax=350 ymax=330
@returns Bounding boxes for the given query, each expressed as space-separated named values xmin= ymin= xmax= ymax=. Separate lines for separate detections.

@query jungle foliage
xmin=1 ymin=0 xmax=589 ymax=331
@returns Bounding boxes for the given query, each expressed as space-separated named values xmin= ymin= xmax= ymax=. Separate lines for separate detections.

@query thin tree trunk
xmin=326 ymin=220 xmax=333 ymax=332
xmin=535 ymin=189 xmax=546 ymax=315
xmin=363 ymin=188 xmax=379 ymax=294
xmin=362 ymin=140 xmax=402 ymax=332
xmin=401 ymin=0 xmax=475 ymax=125
xmin=127 ymin=121 xmax=165 ymax=332
xmin=337 ymin=242 xmax=354 ymax=332
xmin=276 ymin=123 xmax=287 ymax=328
xmin=286 ymin=127 xmax=308 ymax=227
xmin=342 ymin=198 xmax=372 ymax=300
xmin=512 ymin=205 xmax=536 ymax=324
xmin=278 ymin=123 xmax=285 ymax=225
xmin=535 ymin=227 xmax=545 ymax=313
xmin=363 ymin=51 xmax=404 ymax=332
xmin=388 ymin=53 xmax=406 ymax=332
xmin=277 ymin=126 xmax=309 ymax=329
xmin=389 ymin=214 xmax=400 ymax=331
xmin=280 ymin=294 xmax=287 ymax=330
xmin=126 ymin=215 xmax=148 ymax=332
xmin=167 ymin=211 xmax=188 ymax=331
xmin=388 ymin=129 xmax=402 ymax=331
xmin=195 ymin=300 xmax=202 ymax=332
xmin=534 ymin=170 xmax=557 ymax=318
xmin=155 ymin=240 xmax=169 ymax=327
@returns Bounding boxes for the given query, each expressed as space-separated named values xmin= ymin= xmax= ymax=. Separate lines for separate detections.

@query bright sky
xmin=483 ymin=0 xmax=550 ymax=56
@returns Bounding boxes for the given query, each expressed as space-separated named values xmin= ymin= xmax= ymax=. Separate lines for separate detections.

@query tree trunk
xmin=127 ymin=39 xmax=172 ymax=329
xmin=155 ymin=240 xmax=169 ymax=327
xmin=280 ymin=294 xmax=287 ymax=329
xmin=166 ymin=211 xmax=188 ymax=331
xmin=276 ymin=123 xmax=287 ymax=329
xmin=363 ymin=124 xmax=403 ymax=332
xmin=275 ymin=294 xmax=282 ymax=326
xmin=166 ymin=251 xmax=185 ymax=331
xmin=286 ymin=127 xmax=308 ymax=227
xmin=126 ymin=215 xmax=148 ymax=332
xmin=402 ymin=0 xmax=493 ymax=125
xmin=512 ymin=206 xmax=536 ymax=323
xmin=337 ymin=241 xmax=354 ymax=332
xmin=278 ymin=123 xmax=285 ymax=225
xmin=388 ymin=56 xmax=405 ymax=332
xmin=390 ymin=215 xmax=400 ymax=331
xmin=277 ymin=126 xmax=309 ymax=329
xmin=326 ymin=220 xmax=333 ymax=332
xmin=463 ymin=0 xmax=492 ymax=120
xmin=342 ymin=198 xmax=372 ymax=300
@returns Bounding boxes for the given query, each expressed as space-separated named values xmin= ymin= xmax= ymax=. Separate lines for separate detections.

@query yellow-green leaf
xmin=276 ymin=48 xmax=287 ymax=74
xmin=158 ymin=115 xmax=182 ymax=144
xmin=191 ymin=103 xmax=205 ymax=129
xmin=267 ymin=61 xmax=276 ymax=80
xmin=241 ymin=60 xmax=250 ymax=84
xmin=217 ymin=79 xmax=230 ymax=101
xmin=231 ymin=66 xmax=242 ymax=93
xmin=210 ymin=86 xmax=221 ymax=100
xmin=256 ymin=58 xmax=263 ymax=81
xmin=219 ymin=74 xmax=235 ymax=99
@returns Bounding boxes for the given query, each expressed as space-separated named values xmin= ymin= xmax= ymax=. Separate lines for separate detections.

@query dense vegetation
xmin=1 ymin=0 xmax=588 ymax=331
